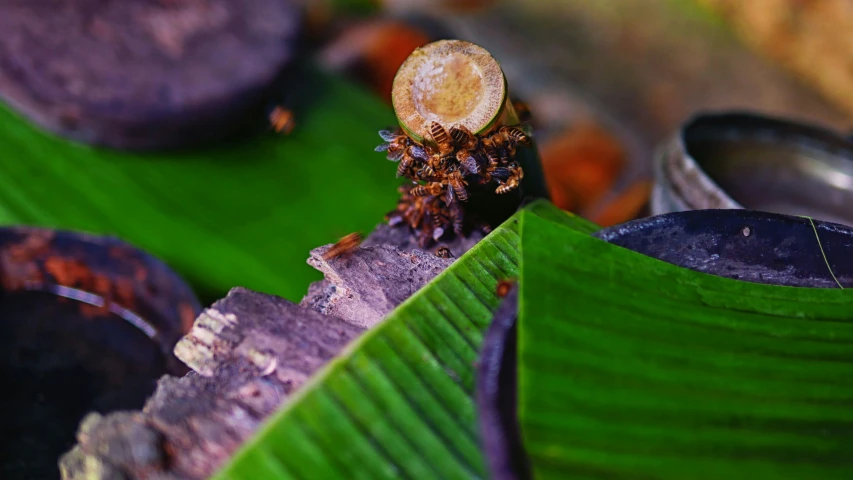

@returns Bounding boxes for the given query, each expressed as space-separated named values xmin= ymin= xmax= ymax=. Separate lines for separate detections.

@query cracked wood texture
xmin=0 ymin=0 xmax=301 ymax=150
xmin=60 ymin=287 xmax=364 ymax=480
xmin=59 ymin=223 xmax=467 ymax=480
xmin=300 ymin=223 xmax=482 ymax=328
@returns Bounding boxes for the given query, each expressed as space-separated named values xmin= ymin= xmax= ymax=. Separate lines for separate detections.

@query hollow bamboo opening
xmin=392 ymin=39 xmax=509 ymax=143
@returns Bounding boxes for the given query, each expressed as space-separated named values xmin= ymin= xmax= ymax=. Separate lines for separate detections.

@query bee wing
xmin=461 ymin=156 xmax=479 ymax=174
xmin=432 ymin=226 xmax=445 ymax=241
xmin=491 ymin=167 xmax=512 ymax=180
xmin=375 ymin=143 xmax=390 ymax=152
xmin=445 ymin=185 xmax=455 ymax=204
xmin=378 ymin=129 xmax=398 ymax=142
xmin=515 ymin=128 xmax=533 ymax=146
xmin=409 ymin=145 xmax=429 ymax=162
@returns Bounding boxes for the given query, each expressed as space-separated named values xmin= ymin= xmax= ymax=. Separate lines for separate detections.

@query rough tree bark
xmin=59 ymin=224 xmax=479 ymax=480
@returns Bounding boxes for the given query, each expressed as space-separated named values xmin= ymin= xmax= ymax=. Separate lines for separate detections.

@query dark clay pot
xmin=0 ymin=227 xmax=201 ymax=479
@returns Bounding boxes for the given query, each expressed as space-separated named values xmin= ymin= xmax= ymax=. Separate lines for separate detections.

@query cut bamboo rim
xmin=392 ymin=39 xmax=512 ymax=143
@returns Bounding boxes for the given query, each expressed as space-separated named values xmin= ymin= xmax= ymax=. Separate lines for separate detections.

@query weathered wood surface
xmin=60 ymin=287 xmax=364 ymax=479
xmin=59 ymin=223 xmax=473 ymax=479
xmin=301 ymin=223 xmax=482 ymax=328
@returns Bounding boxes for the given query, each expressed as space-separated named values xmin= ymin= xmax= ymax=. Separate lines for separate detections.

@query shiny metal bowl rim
xmin=651 ymin=110 xmax=853 ymax=215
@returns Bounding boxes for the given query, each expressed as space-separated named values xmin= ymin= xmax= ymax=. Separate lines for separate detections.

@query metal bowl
xmin=652 ymin=111 xmax=853 ymax=226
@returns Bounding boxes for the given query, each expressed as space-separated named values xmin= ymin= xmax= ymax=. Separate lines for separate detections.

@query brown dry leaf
xmin=538 ymin=122 xmax=627 ymax=213
xmin=589 ymin=179 xmax=653 ymax=227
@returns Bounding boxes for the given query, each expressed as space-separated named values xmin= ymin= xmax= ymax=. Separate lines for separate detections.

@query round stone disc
xmin=0 ymin=0 xmax=302 ymax=150
xmin=391 ymin=39 xmax=507 ymax=142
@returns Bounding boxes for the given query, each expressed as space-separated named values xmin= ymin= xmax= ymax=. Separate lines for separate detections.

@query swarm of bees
xmin=376 ymin=120 xmax=531 ymax=247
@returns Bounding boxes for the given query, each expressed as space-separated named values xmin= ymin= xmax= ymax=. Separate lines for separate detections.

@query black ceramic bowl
xmin=0 ymin=227 xmax=201 ymax=480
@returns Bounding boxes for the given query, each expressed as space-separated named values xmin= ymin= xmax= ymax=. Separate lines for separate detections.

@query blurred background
xmin=1 ymin=0 xmax=851 ymax=305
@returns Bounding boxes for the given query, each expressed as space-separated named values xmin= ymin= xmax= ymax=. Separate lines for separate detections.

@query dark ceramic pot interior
xmin=593 ymin=209 xmax=853 ymax=288
xmin=683 ymin=113 xmax=853 ymax=227
xmin=0 ymin=228 xmax=199 ymax=480
xmin=0 ymin=290 xmax=181 ymax=480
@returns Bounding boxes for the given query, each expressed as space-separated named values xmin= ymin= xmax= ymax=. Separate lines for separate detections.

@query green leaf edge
xmin=213 ymin=200 xmax=598 ymax=478
xmin=516 ymin=210 xmax=853 ymax=480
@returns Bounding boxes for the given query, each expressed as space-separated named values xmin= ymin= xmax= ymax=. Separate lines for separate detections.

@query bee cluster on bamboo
xmin=375 ymin=120 xmax=531 ymax=247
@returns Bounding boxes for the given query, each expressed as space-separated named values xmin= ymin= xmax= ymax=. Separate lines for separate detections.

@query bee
xmin=450 ymin=125 xmax=478 ymax=150
xmin=379 ymin=119 xmax=532 ymax=246
xmin=387 ymin=185 xmax=430 ymax=233
xmin=417 ymin=163 xmax=434 ymax=178
xmin=418 ymin=153 xmax=444 ymax=179
xmin=484 ymin=125 xmax=530 ymax=161
xmin=496 ymin=279 xmax=516 ymax=297
xmin=458 ymin=152 xmax=481 ymax=175
xmin=430 ymin=209 xmax=449 ymax=241
xmin=376 ymin=129 xmax=410 ymax=160
xmin=499 ymin=125 xmax=532 ymax=147
xmin=426 ymin=153 xmax=447 ymax=177
xmin=419 ymin=197 xmax=448 ymax=247
xmin=446 ymin=168 xmax=469 ymax=202
xmin=428 ymin=122 xmax=454 ymax=157
xmin=397 ymin=157 xmax=413 ymax=177
xmin=397 ymin=144 xmax=429 ymax=178
xmin=377 ymin=130 xmax=429 ymax=177
xmin=431 ymin=207 xmax=448 ymax=228
xmin=322 ymin=232 xmax=363 ymax=261
xmin=435 ymin=246 xmax=453 ymax=258
xmin=269 ymin=106 xmax=295 ymax=135
xmin=485 ymin=140 xmax=511 ymax=167
xmin=451 ymin=125 xmax=481 ymax=175
xmin=495 ymin=162 xmax=524 ymax=195
xmin=411 ymin=182 xmax=444 ymax=197
xmin=395 ymin=188 xmax=425 ymax=229
xmin=407 ymin=200 xmax=426 ymax=229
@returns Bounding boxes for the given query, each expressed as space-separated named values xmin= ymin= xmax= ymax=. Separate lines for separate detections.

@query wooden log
xmin=60 ymin=287 xmax=363 ymax=479
xmin=301 ymin=223 xmax=483 ymax=327
xmin=59 ymin=223 xmax=473 ymax=479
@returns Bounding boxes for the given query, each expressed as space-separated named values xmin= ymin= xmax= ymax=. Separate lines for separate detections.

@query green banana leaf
xmin=517 ymin=211 xmax=853 ymax=479
xmin=214 ymin=201 xmax=597 ymax=479
xmin=0 ymin=67 xmax=399 ymax=302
